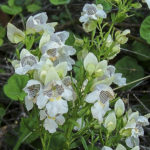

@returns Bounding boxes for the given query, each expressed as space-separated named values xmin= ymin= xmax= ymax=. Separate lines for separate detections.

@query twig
xmin=133 ymin=94 xmax=150 ymax=113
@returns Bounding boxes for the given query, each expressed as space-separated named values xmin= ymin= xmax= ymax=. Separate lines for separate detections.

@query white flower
xmin=115 ymin=99 xmax=125 ymax=117
xmin=86 ymin=84 xmax=114 ymax=123
xmin=12 ymin=49 xmax=39 ymax=75
xmin=84 ymin=52 xmax=107 ymax=76
xmin=37 ymin=80 xmax=72 ymax=110
xmin=91 ymin=101 xmax=110 ymax=123
xmin=41 ymin=31 xmax=76 ymax=71
xmin=36 ymin=58 xmax=67 ymax=85
xmin=79 ymin=3 xmax=107 ymax=23
xmin=121 ymin=111 xmax=149 ymax=148
xmin=86 ymin=84 xmax=114 ymax=104
xmin=39 ymin=110 xmax=65 ymax=133
xmin=23 ymin=80 xmax=42 ymax=111
xmin=102 ymin=146 xmax=113 ymax=150
xmin=26 ymin=12 xmax=55 ymax=34
xmin=7 ymin=23 xmax=25 ymax=44
xmin=74 ymin=118 xmax=85 ymax=131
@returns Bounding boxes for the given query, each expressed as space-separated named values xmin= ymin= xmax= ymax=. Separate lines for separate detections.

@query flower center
xmin=47 ymin=49 xmax=58 ymax=61
xmin=21 ymin=55 xmax=37 ymax=67
xmin=86 ymin=6 xmax=97 ymax=15
xmin=99 ymin=90 xmax=113 ymax=104
xmin=27 ymin=84 xmax=40 ymax=97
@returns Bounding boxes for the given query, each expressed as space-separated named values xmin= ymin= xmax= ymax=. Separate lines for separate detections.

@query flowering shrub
xmin=4 ymin=1 xmax=150 ymax=150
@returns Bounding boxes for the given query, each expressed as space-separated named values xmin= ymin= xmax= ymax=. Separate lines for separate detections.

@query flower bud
xmin=115 ymin=99 xmax=125 ymax=117
xmin=115 ymin=29 xmax=130 ymax=44
xmin=120 ymin=128 xmax=131 ymax=137
xmin=83 ymin=20 xmax=97 ymax=33
xmin=86 ymin=64 xmax=96 ymax=75
xmin=104 ymin=111 xmax=116 ymax=133
xmin=116 ymin=144 xmax=126 ymax=150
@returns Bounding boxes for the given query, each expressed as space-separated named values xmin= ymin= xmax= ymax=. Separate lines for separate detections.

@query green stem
xmin=105 ymin=132 xmax=110 ymax=146
xmin=41 ymin=136 xmax=46 ymax=150
xmin=114 ymin=75 xmax=150 ymax=91
xmin=65 ymin=5 xmax=73 ymax=23
xmin=99 ymin=128 xmax=104 ymax=145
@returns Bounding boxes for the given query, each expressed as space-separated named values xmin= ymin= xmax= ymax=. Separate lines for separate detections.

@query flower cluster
xmin=8 ymin=12 xmax=76 ymax=133
xmin=6 ymin=2 xmax=150 ymax=150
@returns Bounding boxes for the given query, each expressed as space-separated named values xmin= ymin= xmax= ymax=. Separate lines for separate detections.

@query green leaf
xmin=115 ymin=56 xmax=144 ymax=89
xmin=140 ymin=16 xmax=150 ymax=44
xmin=81 ymin=136 xmax=88 ymax=150
xmin=73 ymin=61 xmax=85 ymax=85
xmin=26 ymin=4 xmax=41 ymax=12
xmin=88 ymin=145 xmax=99 ymax=150
xmin=50 ymin=0 xmax=70 ymax=5
xmin=96 ymin=0 xmax=112 ymax=13
xmin=8 ymin=0 xmax=15 ymax=7
xmin=50 ymin=133 xmax=66 ymax=150
xmin=0 ymin=5 xmax=22 ymax=15
xmin=65 ymin=32 xmax=75 ymax=46
xmin=3 ymin=74 xmax=29 ymax=101
xmin=132 ymin=41 xmax=150 ymax=61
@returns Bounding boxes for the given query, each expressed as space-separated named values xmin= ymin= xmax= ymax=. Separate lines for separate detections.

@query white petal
xmin=106 ymin=65 xmax=116 ymax=77
xmin=113 ymin=73 xmax=126 ymax=86
xmin=85 ymin=90 xmax=100 ymax=103
xmin=39 ymin=32 xmax=50 ymax=49
xmin=46 ymin=99 xmax=68 ymax=117
xmin=125 ymin=137 xmax=139 ymax=148
xmin=37 ymin=93 xmax=48 ymax=109
xmin=44 ymin=67 xmax=60 ymax=85
xmin=79 ymin=15 xmax=89 ymax=23
xmin=84 ymin=52 xmax=98 ymax=70
xmin=39 ymin=110 xmax=47 ymax=120
xmin=95 ymin=60 xmax=108 ymax=73
xmin=137 ymin=116 xmax=149 ymax=126
xmin=96 ymin=9 xmax=107 ymax=18
xmin=56 ymin=31 xmax=69 ymax=43
xmin=55 ymin=62 xmax=68 ymax=79
xmin=64 ymin=45 xmax=76 ymax=56
xmin=26 ymin=12 xmax=48 ymax=33
xmin=20 ymin=48 xmax=31 ymax=59
xmin=41 ymin=41 xmax=60 ymax=54
xmin=62 ymin=87 xmax=73 ymax=101
xmin=44 ymin=118 xmax=58 ymax=133
xmin=91 ymin=102 xmax=105 ymax=122
xmin=7 ymin=23 xmax=25 ymax=44
xmin=25 ymin=97 xmax=33 ymax=111
xmin=55 ymin=115 xmax=65 ymax=125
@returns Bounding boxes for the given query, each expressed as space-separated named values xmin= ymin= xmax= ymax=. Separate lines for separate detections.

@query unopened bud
xmin=115 ymin=99 xmax=125 ymax=117
xmin=104 ymin=111 xmax=116 ymax=133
